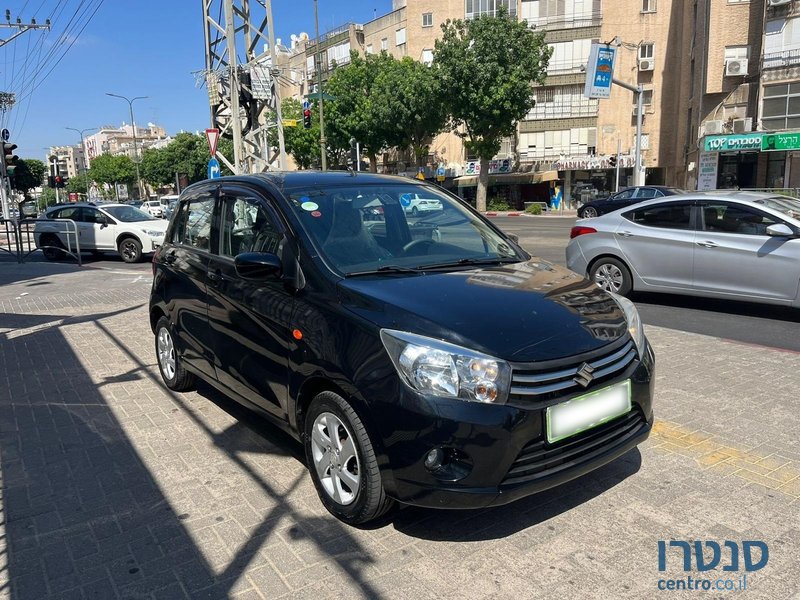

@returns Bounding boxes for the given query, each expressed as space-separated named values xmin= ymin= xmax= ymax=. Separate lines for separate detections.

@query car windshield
xmin=284 ymin=183 xmax=525 ymax=275
xmin=753 ymin=196 xmax=800 ymax=220
xmin=103 ymin=205 xmax=156 ymax=222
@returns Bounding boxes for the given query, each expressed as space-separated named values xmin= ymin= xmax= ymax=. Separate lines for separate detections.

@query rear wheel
xmin=155 ymin=317 xmax=195 ymax=391
xmin=119 ymin=237 xmax=142 ymax=263
xmin=40 ymin=234 xmax=65 ymax=260
xmin=590 ymin=257 xmax=632 ymax=296
xmin=304 ymin=391 xmax=395 ymax=525
xmin=581 ymin=206 xmax=598 ymax=218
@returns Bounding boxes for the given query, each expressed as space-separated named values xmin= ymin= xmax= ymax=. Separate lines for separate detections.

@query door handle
xmin=696 ymin=240 xmax=718 ymax=248
xmin=617 ymin=231 xmax=634 ymax=237
xmin=207 ymin=270 xmax=222 ymax=284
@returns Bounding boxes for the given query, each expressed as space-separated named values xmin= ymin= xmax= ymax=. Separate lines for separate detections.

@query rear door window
xmin=700 ymin=203 xmax=780 ymax=236
xmin=624 ymin=203 xmax=693 ymax=230
xmin=219 ymin=189 xmax=283 ymax=257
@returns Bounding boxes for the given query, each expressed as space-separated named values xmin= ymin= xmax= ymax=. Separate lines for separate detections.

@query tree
xmin=435 ymin=8 xmax=551 ymax=211
xmin=325 ymin=51 xmax=398 ymax=172
xmin=88 ymin=154 xmax=136 ymax=186
xmin=277 ymin=97 xmax=330 ymax=169
xmin=10 ymin=158 xmax=47 ymax=197
xmin=65 ymin=172 xmax=91 ymax=196
xmin=140 ymin=133 xmax=235 ymax=189
xmin=140 ymin=146 xmax=175 ymax=187
xmin=373 ymin=57 xmax=448 ymax=167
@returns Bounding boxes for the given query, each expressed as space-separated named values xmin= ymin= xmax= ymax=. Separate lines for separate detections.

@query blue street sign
xmin=302 ymin=100 xmax=310 ymax=110
xmin=436 ymin=166 xmax=445 ymax=177
xmin=207 ymin=157 xmax=221 ymax=179
xmin=584 ymin=43 xmax=616 ymax=99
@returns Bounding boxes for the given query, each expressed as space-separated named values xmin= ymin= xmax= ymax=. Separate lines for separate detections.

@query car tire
xmin=582 ymin=206 xmax=598 ymax=218
xmin=154 ymin=317 xmax=195 ymax=392
xmin=40 ymin=234 xmax=65 ymax=260
xmin=304 ymin=391 xmax=396 ymax=526
xmin=411 ymin=206 xmax=419 ymax=217
xmin=118 ymin=237 xmax=142 ymax=263
xmin=589 ymin=257 xmax=633 ymax=296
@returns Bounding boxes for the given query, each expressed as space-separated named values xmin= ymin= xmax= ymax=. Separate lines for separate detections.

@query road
xmin=490 ymin=215 xmax=800 ymax=353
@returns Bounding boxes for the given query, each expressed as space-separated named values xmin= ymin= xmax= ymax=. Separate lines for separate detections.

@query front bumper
xmin=371 ymin=340 xmax=655 ymax=509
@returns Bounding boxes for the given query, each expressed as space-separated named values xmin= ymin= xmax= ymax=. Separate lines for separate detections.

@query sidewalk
xmin=484 ymin=209 xmax=578 ymax=217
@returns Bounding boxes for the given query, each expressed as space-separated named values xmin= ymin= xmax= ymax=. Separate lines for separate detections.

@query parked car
xmin=143 ymin=199 xmax=164 ymax=218
xmin=34 ymin=202 xmax=168 ymax=263
xmin=577 ymin=186 xmax=686 ymax=218
xmin=150 ymin=172 xmax=654 ymax=525
xmin=566 ymin=191 xmax=800 ymax=306
xmin=162 ymin=195 xmax=180 ymax=221
xmin=400 ymin=192 xmax=443 ymax=217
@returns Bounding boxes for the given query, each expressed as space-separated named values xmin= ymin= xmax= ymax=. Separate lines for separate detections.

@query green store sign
xmin=704 ymin=131 xmax=800 ymax=152
xmin=704 ymin=134 xmax=763 ymax=152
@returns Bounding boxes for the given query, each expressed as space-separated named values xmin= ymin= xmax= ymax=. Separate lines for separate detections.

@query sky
xmin=2 ymin=0 xmax=393 ymax=160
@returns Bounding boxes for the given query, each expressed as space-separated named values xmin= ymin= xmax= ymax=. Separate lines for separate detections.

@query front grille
xmin=510 ymin=339 xmax=637 ymax=401
xmin=501 ymin=408 xmax=647 ymax=487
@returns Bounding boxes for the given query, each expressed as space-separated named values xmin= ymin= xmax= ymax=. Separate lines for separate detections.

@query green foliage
xmin=140 ymin=133 xmax=234 ymax=187
xmin=10 ymin=158 xmax=47 ymax=196
xmin=434 ymin=7 xmax=551 ymax=210
xmin=487 ymin=198 xmax=512 ymax=211
xmin=65 ymin=172 xmax=90 ymax=196
xmin=372 ymin=57 xmax=448 ymax=166
xmin=279 ymin=97 xmax=327 ymax=169
xmin=88 ymin=154 xmax=136 ymax=186
xmin=325 ymin=51 xmax=398 ymax=170
xmin=525 ymin=202 xmax=543 ymax=215
xmin=37 ymin=187 xmax=57 ymax=210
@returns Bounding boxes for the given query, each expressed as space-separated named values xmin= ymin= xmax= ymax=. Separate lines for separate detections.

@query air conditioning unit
xmin=725 ymin=58 xmax=748 ymax=76
xmin=768 ymin=0 xmax=791 ymax=6
xmin=638 ymin=58 xmax=654 ymax=71
xmin=732 ymin=117 xmax=753 ymax=133
xmin=704 ymin=120 xmax=724 ymax=135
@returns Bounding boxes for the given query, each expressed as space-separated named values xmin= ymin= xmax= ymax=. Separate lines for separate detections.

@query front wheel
xmin=581 ymin=206 xmax=598 ymax=218
xmin=304 ymin=391 xmax=395 ymax=525
xmin=118 ymin=237 xmax=142 ymax=263
xmin=590 ymin=257 xmax=632 ymax=296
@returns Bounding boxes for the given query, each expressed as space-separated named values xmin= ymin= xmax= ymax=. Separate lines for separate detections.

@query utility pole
xmin=314 ymin=0 xmax=327 ymax=171
xmin=66 ymin=127 xmax=96 ymax=200
xmin=612 ymin=77 xmax=645 ymax=187
xmin=106 ymin=93 xmax=147 ymax=199
xmin=202 ymin=0 xmax=286 ymax=174
xmin=615 ymin=138 xmax=621 ymax=192
xmin=0 ymin=13 xmax=51 ymax=48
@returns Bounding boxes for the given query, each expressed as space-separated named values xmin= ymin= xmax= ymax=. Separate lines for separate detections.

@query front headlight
xmin=610 ymin=293 xmax=646 ymax=356
xmin=380 ymin=329 xmax=511 ymax=404
xmin=142 ymin=229 xmax=165 ymax=238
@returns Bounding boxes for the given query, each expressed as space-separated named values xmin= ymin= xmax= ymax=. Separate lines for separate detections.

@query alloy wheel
xmin=583 ymin=206 xmax=598 ymax=218
xmin=157 ymin=327 xmax=176 ymax=380
xmin=310 ymin=412 xmax=360 ymax=505
xmin=594 ymin=263 xmax=623 ymax=293
xmin=121 ymin=240 xmax=138 ymax=261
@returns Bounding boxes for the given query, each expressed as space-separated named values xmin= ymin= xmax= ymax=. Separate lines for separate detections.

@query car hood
xmin=337 ymin=259 xmax=628 ymax=363
xmin=130 ymin=220 xmax=168 ymax=233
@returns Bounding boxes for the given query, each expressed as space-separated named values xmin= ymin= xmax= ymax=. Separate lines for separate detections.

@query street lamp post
xmin=106 ymin=92 xmax=148 ymax=199
xmin=65 ymin=126 xmax=96 ymax=201
xmin=313 ymin=0 xmax=327 ymax=171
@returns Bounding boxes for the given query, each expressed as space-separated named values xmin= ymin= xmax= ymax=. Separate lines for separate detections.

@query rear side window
xmin=219 ymin=190 xmax=283 ymax=257
xmin=173 ymin=196 xmax=215 ymax=251
xmin=625 ymin=203 xmax=692 ymax=230
xmin=50 ymin=206 xmax=80 ymax=220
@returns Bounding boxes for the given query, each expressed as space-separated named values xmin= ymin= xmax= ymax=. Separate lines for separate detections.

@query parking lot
xmin=1 ymin=226 xmax=799 ymax=599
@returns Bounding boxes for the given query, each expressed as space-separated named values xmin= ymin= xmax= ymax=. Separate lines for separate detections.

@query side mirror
xmin=766 ymin=223 xmax=794 ymax=237
xmin=234 ymin=252 xmax=282 ymax=279
xmin=99 ymin=216 xmax=109 ymax=228
xmin=507 ymin=233 xmax=520 ymax=244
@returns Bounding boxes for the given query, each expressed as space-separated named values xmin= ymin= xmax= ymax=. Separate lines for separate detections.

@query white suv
xmin=400 ymin=192 xmax=443 ymax=217
xmin=143 ymin=199 xmax=164 ymax=218
xmin=34 ymin=202 xmax=168 ymax=263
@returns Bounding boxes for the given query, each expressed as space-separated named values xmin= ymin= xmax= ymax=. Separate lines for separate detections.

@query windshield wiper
xmin=344 ymin=265 xmax=423 ymax=277
xmin=419 ymin=257 xmax=520 ymax=270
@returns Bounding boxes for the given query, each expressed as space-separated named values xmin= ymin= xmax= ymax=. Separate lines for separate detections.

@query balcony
xmin=526 ymin=12 xmax=602 ymax=31
xmin=546 ymin=60 xmax=586 ymax=75
xmin=762 ymin=49 xmax=800 ymax=70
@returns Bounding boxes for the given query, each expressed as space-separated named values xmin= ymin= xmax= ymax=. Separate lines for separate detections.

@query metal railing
xmin=762 ymin=49 xmax=800 ymax=70
xmin=526 ymin=12 xmax=602 ymax=31
xmin=0 ymin=218 xmax=82 ymax=265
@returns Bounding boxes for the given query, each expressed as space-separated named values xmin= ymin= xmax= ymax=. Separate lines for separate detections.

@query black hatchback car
xmin=150 ymin=172 xmax=655 ymax=525
xmin=578 ymin=186 xmax=686 ymax=218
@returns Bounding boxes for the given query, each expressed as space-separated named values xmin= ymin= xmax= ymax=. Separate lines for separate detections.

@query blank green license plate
xmin=546 ymin=380 xmax=632 ymax=444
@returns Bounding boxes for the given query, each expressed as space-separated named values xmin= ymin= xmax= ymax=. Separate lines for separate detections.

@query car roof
xmin=183 ymin=171 xmax=421 ymax=196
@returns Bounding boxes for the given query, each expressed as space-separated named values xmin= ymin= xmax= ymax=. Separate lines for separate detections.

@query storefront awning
xmin=454 ymin=170 xmax=559 ymax=187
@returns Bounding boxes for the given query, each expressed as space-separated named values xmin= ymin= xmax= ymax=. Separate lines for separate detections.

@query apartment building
xmin=83 ymin=123 xmax=168 ymax=163
xmin=47 ymin=145 xmax=86 ymax=179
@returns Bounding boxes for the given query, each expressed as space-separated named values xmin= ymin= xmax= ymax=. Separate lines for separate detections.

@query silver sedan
xmin=566 ymin=191 xmax=800 ymax=307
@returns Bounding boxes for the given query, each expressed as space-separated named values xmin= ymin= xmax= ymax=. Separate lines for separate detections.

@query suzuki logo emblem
xmin=574 ymin=362 xmax=596 ymax=387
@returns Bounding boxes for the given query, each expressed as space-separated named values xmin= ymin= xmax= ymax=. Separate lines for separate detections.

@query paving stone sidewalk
xmin=0 ymin=266 xmax=798 ymax=600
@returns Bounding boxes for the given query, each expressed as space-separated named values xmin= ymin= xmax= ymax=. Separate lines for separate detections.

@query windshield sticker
xmin=400 ymin=193 xmax=412 ymax=208
xmin=301 ymin=199 xmax=319 ymax=211
xmin=311 ymin=210 xmax=322 ymax=218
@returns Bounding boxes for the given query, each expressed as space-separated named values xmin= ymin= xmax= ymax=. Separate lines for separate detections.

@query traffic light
xmin=48 ymin=175 xmax=56 ymax=188
xmin=303 ymin=107 xmax=312 ymax=129
xmin=55 ymin=175 xmax=66 ymax=188
xmin=609 ymin=154 xmax=617 ymax=168
xmin=1 ymin=142 xmax=18 ymax=178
